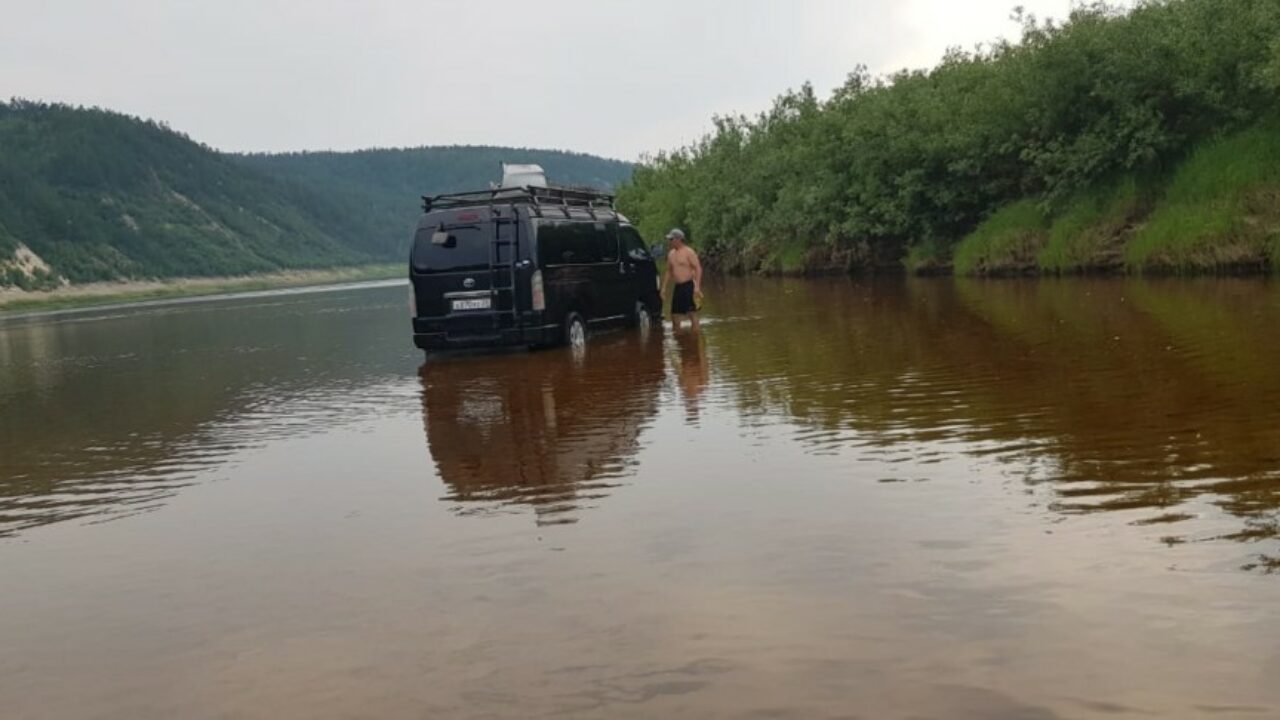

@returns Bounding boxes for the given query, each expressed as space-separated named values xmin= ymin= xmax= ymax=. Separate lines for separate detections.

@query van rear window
xmin=412 ymin=225 xmax=490 ymax=272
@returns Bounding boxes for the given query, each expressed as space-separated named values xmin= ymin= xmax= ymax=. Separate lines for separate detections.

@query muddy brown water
xmin=2 ymin=277 xmax=1279 ymax=719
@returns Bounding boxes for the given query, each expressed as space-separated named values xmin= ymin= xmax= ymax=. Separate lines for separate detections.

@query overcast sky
xmin=2 ymin=0 xmax=1091 ymax=160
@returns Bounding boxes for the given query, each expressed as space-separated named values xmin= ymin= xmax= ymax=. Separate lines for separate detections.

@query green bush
xmin=953 ymin=201 xmax=1049 ymax=275
xmin=1038 ymin=176 xmax=1152 ymax=272
xmin=904 ymin=239 xmax=950 ymax=274
xmin=617 ymin=0 xmax=1280 ymax=271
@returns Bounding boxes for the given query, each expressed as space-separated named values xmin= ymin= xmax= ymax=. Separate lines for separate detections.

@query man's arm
xmin=691 ymin=249 xmax=703 ymax=294
xmin=660 ymin=255 xmax=672 ymax=298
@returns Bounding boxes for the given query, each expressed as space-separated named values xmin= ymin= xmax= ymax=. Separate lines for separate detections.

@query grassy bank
xmin=947 ymin=117 xmax=1280 ymax=276
xmin=1126 ymin=121 xmax=1280 ymax=272
xmin=0 ymin=264 xmax=403 ymax=313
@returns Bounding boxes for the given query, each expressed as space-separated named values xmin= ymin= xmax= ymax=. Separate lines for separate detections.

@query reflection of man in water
xmin=676 ymin=330 xmax=709 ymax=425
xmin=660 ymin=229 xmax=703 ymax=331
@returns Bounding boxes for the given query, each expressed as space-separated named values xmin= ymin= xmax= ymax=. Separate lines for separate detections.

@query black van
xmin=409 ymin=185 xmax=661 ymax=353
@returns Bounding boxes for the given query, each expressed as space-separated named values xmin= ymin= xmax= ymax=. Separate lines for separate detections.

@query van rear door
xmin=411 ymin=213 xmax=522 ymax=336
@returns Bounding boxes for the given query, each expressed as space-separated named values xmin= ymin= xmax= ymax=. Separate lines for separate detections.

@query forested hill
xmin=0 ymin=101 xmax=632 ymax=288
xmin=0 ymin=101 xmax=368 ymax=286
xmin=235 ymin=148 xmax=634 ymax=260
xmin=618 ymin=0 xmax=1280 ymax=275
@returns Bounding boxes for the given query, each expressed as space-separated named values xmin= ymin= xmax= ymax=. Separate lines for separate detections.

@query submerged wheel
xmin=565 ymin=312 xmax=587 ymax=351
xmin=635 ymin=301 xmax=653 ymax=332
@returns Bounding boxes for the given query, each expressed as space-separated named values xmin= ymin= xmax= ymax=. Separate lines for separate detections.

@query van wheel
xmin=635 ymin=301 xmax=653 ymax=332
xmin=565 ymin=312 xmax=587 ymax=350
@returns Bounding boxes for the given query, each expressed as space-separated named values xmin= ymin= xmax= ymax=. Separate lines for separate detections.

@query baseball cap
xmin=665 ymin=228 xmax=686 ymax=240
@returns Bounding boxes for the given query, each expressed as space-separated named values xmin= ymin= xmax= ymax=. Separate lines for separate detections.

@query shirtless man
xmin=660 ymin=228 xmax=703 ymax=331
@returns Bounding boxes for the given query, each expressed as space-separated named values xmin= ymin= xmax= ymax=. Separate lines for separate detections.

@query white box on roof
xmin=500 ymin=163 xmax=548 ymax=189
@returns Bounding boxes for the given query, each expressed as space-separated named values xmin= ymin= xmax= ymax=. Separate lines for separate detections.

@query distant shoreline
xmin=0 ymin=264 xmax=404 ymax=313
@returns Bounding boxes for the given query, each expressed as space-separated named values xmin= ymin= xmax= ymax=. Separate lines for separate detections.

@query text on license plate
xmin=451 ymin=298 xmax=491 ymax=311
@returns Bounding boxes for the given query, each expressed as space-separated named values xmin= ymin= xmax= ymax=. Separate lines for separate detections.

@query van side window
xmin=598 ymin=223 xmax=619 ymax=263
xmin=537 ymin=221 xmax=614 ymax=265
xmin=619 ymin=226 xmax=649 ymax=262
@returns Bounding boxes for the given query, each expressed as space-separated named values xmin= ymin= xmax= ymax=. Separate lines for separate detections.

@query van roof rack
xmin=422 ymin=185 xmax=616 ymax=215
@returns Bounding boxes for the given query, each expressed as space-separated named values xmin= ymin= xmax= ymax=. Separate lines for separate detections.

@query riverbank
xmin=616 ymin=1 xmax=1280 ymax=280
xmin=0 ymin=264 xmax=404 ymax=313
xmin=702 ymin=116 xmax=1280 ymax=279
xmin=934 ymin=118 xmax=1280 ymax=278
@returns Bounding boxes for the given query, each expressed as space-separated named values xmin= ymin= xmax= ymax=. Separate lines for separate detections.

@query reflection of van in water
xmin=409 ymin=167 xmax=661 ymax=353
xmin=419 ymin=332 xmax=665 ymax=524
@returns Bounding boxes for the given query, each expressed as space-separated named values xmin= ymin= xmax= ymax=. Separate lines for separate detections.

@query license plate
xmin=451 ymin=298 xmax=491 ymax=311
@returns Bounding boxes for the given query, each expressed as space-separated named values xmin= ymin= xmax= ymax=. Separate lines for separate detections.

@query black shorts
xmin=672 ymin=281 xmax=697 ymax=315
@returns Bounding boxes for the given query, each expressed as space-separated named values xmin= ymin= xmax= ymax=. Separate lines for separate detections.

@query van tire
xmin=565 ymin=312 xmax=587 ymax=350
xmin=634 ymin=301 xmax=653 ymax=331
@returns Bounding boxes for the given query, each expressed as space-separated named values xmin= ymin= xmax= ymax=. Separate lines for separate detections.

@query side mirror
xmin=651 ymin=244 xmax=665 ymax=259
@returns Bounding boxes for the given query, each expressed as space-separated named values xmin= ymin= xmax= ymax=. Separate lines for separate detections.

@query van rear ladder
xmin=489 ymin=215 xmax=520 ymax=331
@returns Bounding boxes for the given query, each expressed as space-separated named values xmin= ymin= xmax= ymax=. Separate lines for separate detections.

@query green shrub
xmin=618 ymin=0 xmax=1280 ymax=270
xmin=903 ymin=239 xmax=954 ymax=274
xmin=1039 ymin=176 xmax=1153 ymax=272
xmin=953 ymin=201 xmax=1049 ymax=275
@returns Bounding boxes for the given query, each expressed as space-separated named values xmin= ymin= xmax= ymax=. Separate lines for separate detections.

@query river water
xmin=2 ymin=277 xmax=1279 ymax=719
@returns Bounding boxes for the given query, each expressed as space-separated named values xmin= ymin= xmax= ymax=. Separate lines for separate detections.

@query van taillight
xmin=531 ymin=270 xmax=545 ymax=311
xmin=409 ymin=285 xmax=417 ymax=317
